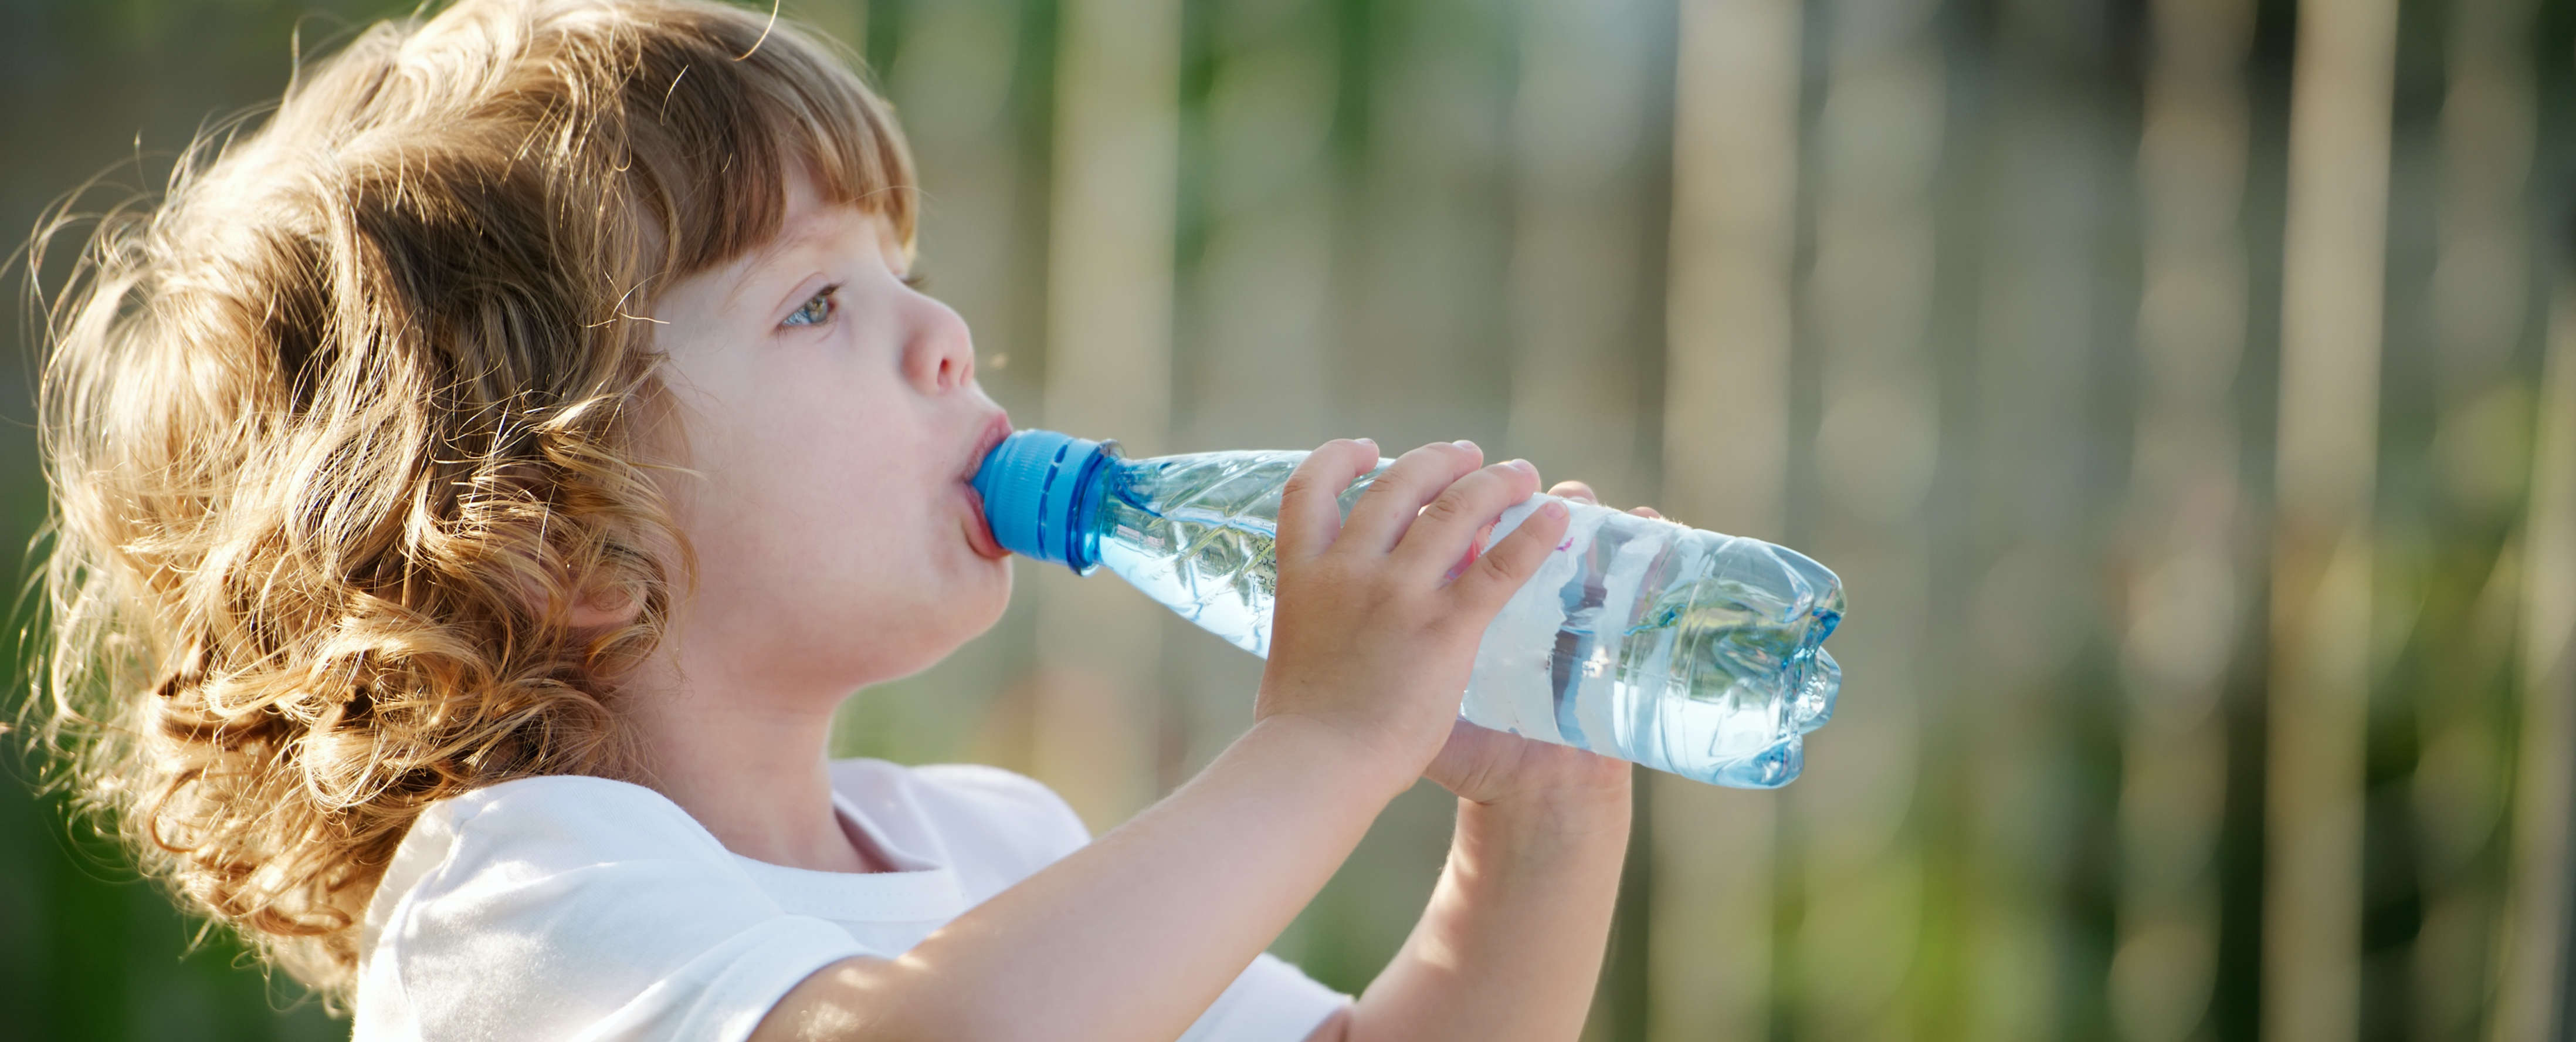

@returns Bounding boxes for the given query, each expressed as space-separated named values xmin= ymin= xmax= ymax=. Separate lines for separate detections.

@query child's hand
xmin=1418 ymin=479 xmax=1646 ymax=813
xmin=1252 ymin=438 xmax=1571 ymax=783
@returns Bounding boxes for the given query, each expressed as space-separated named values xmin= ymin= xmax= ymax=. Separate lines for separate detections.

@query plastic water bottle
xmin=972 ymin=431 xmax=1844 ymax=788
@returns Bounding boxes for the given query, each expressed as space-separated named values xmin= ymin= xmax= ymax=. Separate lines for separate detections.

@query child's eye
xmin=782 ymin=284 xmax=841 ymax=328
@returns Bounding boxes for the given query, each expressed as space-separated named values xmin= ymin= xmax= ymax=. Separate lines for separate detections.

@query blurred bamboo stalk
xmin=2265 ymin=0 xmax=2396 ymax=1037
xmin=2113 ymin=1 xmax=2252 ymax=1040
xmin=1503 ymin=0 xmax=1654 ymax=497
xmin=1791 ymin=0 xmax=1943 ymax=1036
xmin=2416 ymin=0 xmax=2540 ymax=1036
xmin=2428 ymin=0 xmax=2538 ymax=410
xmin=1962 ymin=4 xmax=2119 ymax=1036
xmin=1173 ymin=0 xmax=1341 ymax=783
xmin=2492 ymin=274 xmax=2576 ymax=1042
xmin=1032 ymin=0 xmax=1181 ymax=829
xmin=1650 ymin=0 xmax=1802 ymax=1038
xmin=1183 ymin=11 xmax=1336 ymax=451
xmin=1340 ymin=3 xmax=1514 ymax=446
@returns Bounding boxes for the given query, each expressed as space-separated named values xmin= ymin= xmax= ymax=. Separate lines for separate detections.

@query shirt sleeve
xmin=904 ymin=761 xmax=1096 ymax=871
xmin=355 ymin=776 xmax=870 ymax=1042
xmin=904 ymin=764 xmax=1355 ymax=1041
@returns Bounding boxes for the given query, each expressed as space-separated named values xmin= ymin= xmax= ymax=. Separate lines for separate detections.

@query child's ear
xmin=513 ymin=568 xmax=645 ymax=632
xmin=564 ymin=583 xmax=643 ymax=630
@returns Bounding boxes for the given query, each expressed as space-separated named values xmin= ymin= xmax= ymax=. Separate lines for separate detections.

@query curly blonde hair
xmin=19 ymin=0 xmax=914 ymax=1001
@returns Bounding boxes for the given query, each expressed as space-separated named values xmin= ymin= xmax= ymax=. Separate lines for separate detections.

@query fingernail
xmin=1540 ymin=500 xmax=1568 ymax=519
xmin=1506 ymin=458 xmax=1536 ymax=475
xmin=1452 ymin=439 xmax=1478 ymax=452
xmin=1355 ymin=437 xmax=1376 ymax=448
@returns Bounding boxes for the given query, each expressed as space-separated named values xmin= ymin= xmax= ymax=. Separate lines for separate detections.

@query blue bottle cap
xmin=971 ymin=429 xmax=1113 ymax=570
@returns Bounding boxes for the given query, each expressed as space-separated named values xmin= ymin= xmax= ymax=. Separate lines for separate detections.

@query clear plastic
xmin=1075 ymin=448 xmax=1843 ymax=788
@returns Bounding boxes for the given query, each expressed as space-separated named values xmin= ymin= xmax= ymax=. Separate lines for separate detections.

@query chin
xmin=957 ymin=560 xmax=1013 ymax=642
xmin=872 ymin=566 xmax=1013 ymax=684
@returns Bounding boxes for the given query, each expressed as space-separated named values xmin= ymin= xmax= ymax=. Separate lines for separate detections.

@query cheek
xmin=718 ymin=387 xmax=916 ymax=526
xmin=667 ymin=419 xmax=910 ymax=603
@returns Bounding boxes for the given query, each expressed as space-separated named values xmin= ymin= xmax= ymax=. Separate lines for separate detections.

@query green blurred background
xmin=5 ymin=0 xmax=2575 ymax=1038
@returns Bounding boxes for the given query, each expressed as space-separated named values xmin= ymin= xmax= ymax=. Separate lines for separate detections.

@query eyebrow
xmin=722 ymin=224 xmax=834 ymax=313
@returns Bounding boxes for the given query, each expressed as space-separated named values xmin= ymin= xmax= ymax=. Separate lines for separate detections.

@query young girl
xmin=27 ymin=2 xmax=1647 ymax=1038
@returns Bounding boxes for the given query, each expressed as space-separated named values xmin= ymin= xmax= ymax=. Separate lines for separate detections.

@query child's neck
xmin=618 ymin=654 xmax=884 ymax=874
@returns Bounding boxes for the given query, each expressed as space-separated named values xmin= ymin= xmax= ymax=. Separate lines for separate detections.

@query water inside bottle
xmin=1088 ymin=451 xmax=1307 ymax=655
xmin=1472 ymin=503 xmax=1839 ymax=787
xmin=1083 ymin=450 xmax=1841 ymax=787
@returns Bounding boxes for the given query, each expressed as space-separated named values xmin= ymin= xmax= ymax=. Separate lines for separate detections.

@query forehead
xmin=720 ymin=167 xmax=897 ymax=308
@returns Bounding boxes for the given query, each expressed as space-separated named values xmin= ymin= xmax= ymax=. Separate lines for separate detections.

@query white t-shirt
xmin=352 ymin=758 xmax=1351 ymax=1041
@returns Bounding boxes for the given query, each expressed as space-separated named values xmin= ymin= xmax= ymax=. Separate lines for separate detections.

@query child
xmin=26 ymin=1 xmax=1648 ymax=1038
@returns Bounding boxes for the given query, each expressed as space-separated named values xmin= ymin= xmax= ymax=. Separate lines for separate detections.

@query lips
xmin=959 ymin=411 xmax=1014 ymax=560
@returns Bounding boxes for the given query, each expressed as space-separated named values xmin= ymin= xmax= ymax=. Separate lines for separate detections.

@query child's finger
xmin=1395 ymin=459 xmax=1541 ymax=577
xmin=1276 ymin=438 xmax=1379 ymax=561
xmin=1448 ymin=496 xmax=1571 ymax=617
xmin=1337 ymin=441 xmax=1484 ymax=554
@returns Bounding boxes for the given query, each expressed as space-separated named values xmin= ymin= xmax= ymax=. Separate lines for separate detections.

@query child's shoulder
xmin=404 ymin=762 xmax=1090 ymax=864
xmin=359 ymin=776 xmax=787 ymax=988
xmin=369 ymin=760 xmax=1095 ymax=915
xmin=408 ymin=773 xmax=734 ymax=871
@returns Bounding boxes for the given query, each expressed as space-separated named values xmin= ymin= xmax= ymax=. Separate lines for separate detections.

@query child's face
xmin=645 ymin=165 xmax=1013 ymax=698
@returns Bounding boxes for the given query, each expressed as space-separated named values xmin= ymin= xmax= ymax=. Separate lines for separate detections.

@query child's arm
xmin=1320 ymin=748 xmax=1632 ymax=1042
xmin=1323 ymin=482 xmax=1646 ymax=1041
xmin=751 ymin=439 xmax=1578 ymax=1042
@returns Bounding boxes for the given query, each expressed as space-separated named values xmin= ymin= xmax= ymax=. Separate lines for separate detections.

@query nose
xmin=900 ymin=295 xmax=977 ymax=395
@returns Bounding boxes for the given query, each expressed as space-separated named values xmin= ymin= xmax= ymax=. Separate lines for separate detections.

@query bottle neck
xmin=1060 ymin=446 xmax=1117 ymax=573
